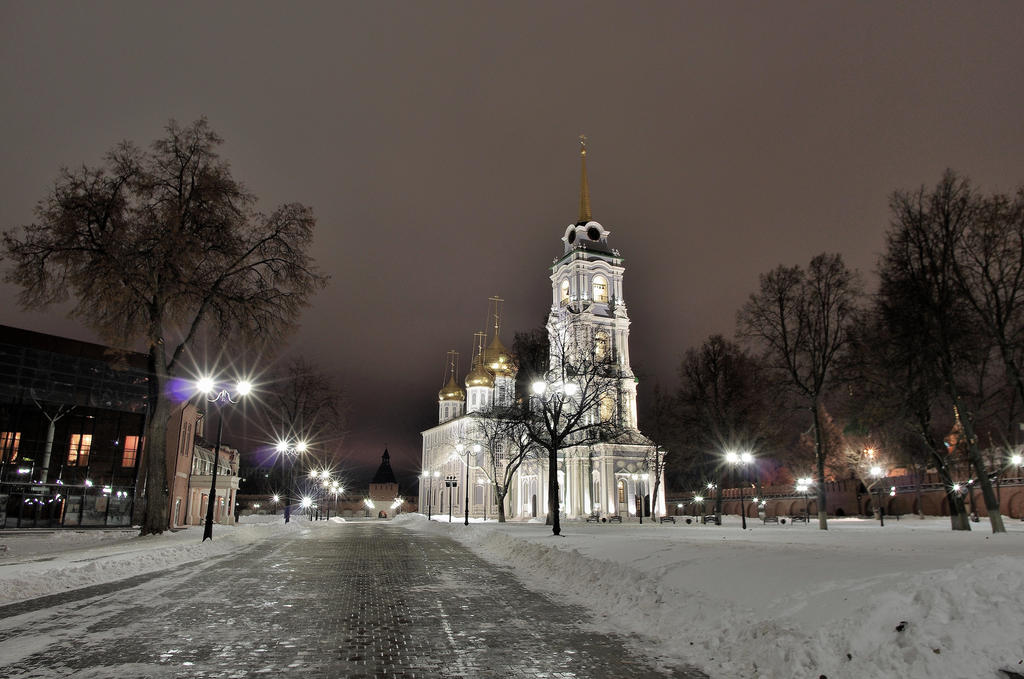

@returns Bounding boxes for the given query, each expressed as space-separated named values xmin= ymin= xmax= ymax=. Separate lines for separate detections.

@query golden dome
xmin=483 ymin=334 xmax=516 ymax=378
xmin=465 ymin=357 xmax=495 ymax=388
xmin=438 ymin=374 xmax=466 ymax=402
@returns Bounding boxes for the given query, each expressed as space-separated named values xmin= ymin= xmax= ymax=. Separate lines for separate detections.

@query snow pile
xmin=0 ymin=518 xmax=312 ymax=605
xmin=398 ymin=514 xmax=1024 ymax=679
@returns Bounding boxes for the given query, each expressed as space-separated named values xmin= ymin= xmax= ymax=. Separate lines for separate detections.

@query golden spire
xmin=578 ymin=134 xmax=592 ymax=224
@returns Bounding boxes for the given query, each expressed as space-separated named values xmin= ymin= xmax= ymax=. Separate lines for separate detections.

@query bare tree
xmin=2 ymin=119 xmax=328 ymax=534
xmin=737 ymin=253 xmax=863 ymax=530
xmin=516 ymin=315 xmax=626 ymax=536
xmin=675 ymin=335 xmax=785 ymax=484
xmin=849 ymin=305 xmax=971 ymax=530
xmin=640 ymin=384 xmax=674 ymax=520
xmin=470 ymin=407 xmax=537 ymax=522
xmin=263 ymin=356 xmax=348 ymax=467
xmin=956 ymin=187 xmax=1024 ymax=408
xmin=882 ymin=171 xmax=1006 ymax=533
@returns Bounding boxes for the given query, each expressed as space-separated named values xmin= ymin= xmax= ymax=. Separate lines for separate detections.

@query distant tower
xmin=465 ymin=331 xmax=493 ymax=413
xmin=548 ymin=136 xmax=638 ymax=429
xmin=482 ymin=296 xmax=517 ymax=407
xmin=438 ymin=350 xmax=465 ymax=423
xmin=368 ymin=448 xmax=400 ymax=513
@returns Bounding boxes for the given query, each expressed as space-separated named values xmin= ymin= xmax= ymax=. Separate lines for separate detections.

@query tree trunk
xmin=920 ymin=416 xmax=971 ymax=530
xmin=914 ymin=468 xmax=924 ymax=518
xmin=496 ymin=489 xmax=507 ymax=523
xmin=955 ymin=398 xmax=1007 ymax=533
xmin=811 ymin=401 xmax=829 ymax=530
xmin=714 ymin=473 xmax=723 ymax=521
xmin=39 ymin=417 xmax=56 ymax=484
xmin=548 ymin=447 xmax=561 ymax=536
xmin=140 ymin=344 xmax=171 ymax=535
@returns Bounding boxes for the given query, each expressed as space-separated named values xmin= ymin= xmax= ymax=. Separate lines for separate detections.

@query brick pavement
xmin=0 ymin=522 xmax=706 ymax=678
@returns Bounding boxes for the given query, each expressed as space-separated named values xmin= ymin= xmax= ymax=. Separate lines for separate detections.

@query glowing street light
xmin=195 ymin=375 xmax=252 ymax=542
xmin=275 ymin=438 xmax=309 ymax=523
xmin=796 ymin=477 xmax=813 ymax=523
xmin=726 ymin=450 xmax=755 ymax=529
xmin=870 ymin=466 xmax=886 ymax=527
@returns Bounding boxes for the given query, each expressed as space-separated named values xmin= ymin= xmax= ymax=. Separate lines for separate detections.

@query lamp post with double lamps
xmin=195 ymin=376 xmax=252 ymax=542
xmin=457 ymin=443 xmax=481 ymax=526
xmin=275 ymin=438 xmax=308 ymax=523
xmin=445 ymin=475 xmax=457 ymax=522
xmin=726 ymin=451 xmax=754 ymax=529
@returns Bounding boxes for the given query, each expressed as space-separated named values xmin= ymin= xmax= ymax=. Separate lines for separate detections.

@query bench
xmin=703 ymin=514 xmax=720 ymax=525
xmin=659 ymin=516 xmax=676 ymax=524
xmin=762 ymin=516 xmax=780 ymax=524
xmin=790 ymin=515 xmax=808 ymax=523
xmin=586 ymin=514 xmax=601 ymax=523
xmin=606 ymin=515 xmax=622 ymax=523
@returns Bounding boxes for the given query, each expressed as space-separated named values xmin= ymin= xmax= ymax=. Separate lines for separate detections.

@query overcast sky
xmin=3 ymin=2 xmax=1023 ymax=483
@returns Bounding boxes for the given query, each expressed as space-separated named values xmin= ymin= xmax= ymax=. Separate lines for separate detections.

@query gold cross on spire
xmin=578 ymin=133 xmax=592 ymax=223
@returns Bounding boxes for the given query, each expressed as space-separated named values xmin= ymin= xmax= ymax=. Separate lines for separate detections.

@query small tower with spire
xmin=482 ymin=296 xmax=517 ymax=406
xmin=438 ymin=350 xmax=465 ymax=423
xmin=465 ymin=331 xmax=494 ymax=413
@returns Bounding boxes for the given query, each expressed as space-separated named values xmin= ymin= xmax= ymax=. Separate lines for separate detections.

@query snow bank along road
xmin=401 ymin=514 xmax=1024 ymax=679
xmin=0 ymin=520 xmax=703 ymax=678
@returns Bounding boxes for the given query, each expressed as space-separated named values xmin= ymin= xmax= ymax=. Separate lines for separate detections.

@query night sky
xmin=2 ymin=2 xmax=1023 ymax=484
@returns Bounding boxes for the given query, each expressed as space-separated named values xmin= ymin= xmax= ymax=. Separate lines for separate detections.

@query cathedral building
xmin=419 ymin=141 xmax=666 ymax=521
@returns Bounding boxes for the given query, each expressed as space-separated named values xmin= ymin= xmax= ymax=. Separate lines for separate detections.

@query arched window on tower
xmin=592 ymin=275 xmax=608 ymax=303
xmin=599 ymin=394 xmax=615 ymax=422
xmin=594 ymin=330 xmax=608 ymax=361
xmin=560 ymin=279 xmax=570 ymax=305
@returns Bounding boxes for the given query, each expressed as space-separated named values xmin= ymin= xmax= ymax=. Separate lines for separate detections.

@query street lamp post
xmin=196 ymin=376 xmax=252 ymax=542
xmin=421 ymin=470 xmax=431 ymax=520
xmin=463 ymin=444 xmax=480 ymax=526
xmin=445 ymin=475 xmax=457 ymax=523
xmin=276 ymin=438 xmax=308 ymax=523
xmin=870 ymin=466 xmax=885 ymax=527
xmin=796 ymin=477 xmax=813 ymax=524
xmin=726 ymin=451 xmax=754 ymax=529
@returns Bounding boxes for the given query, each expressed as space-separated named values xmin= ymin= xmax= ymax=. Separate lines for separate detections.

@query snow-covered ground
xmin=2 ymin=514 xmax=1021 ymax=678
xmin=0 ymin=516 xmax=325 ymax=605
xmin=396 ymin=513 xmax=1024 ymax=679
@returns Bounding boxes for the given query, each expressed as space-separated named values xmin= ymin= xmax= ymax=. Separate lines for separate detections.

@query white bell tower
xmin=547 ymin=136 xmax=638 ymax=429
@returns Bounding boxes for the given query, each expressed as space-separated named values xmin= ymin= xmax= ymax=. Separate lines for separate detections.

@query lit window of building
xmin=1 ymin=431 xmax=20 ymax=462
xmin=122 ymin=435 xmax=140 ymax=467
xmin=68 ymin=433 xmax=92 ymax=466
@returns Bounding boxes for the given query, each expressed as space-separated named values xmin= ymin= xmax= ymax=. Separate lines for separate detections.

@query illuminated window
xmin=560 ymin=280 xmax=570 ymax=304
xmin=600 ymin=395 xmax=615 ymax=422
xmin=1 ymin=431 xmax=20 ymax=463
xmin=617 ymin=480 xmax=626 ymax=504
xmin=68 ymin=434 xmax=92 ymax=466
xmin=592 ymin=275 xmax=608 ymax=303
xmin=122 ymin=435 xmax=140 ymax=467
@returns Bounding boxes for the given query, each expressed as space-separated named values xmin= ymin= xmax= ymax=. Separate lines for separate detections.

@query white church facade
xmin=419 ymin=141 xmax=666 ymax=521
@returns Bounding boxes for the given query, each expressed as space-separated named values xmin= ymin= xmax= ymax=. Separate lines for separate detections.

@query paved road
xmin=0 ymin=522 xmax=705 ymax=678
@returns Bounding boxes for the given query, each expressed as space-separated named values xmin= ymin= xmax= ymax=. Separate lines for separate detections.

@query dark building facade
xmin=0 ymin=325 xmax=149 ymax=528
